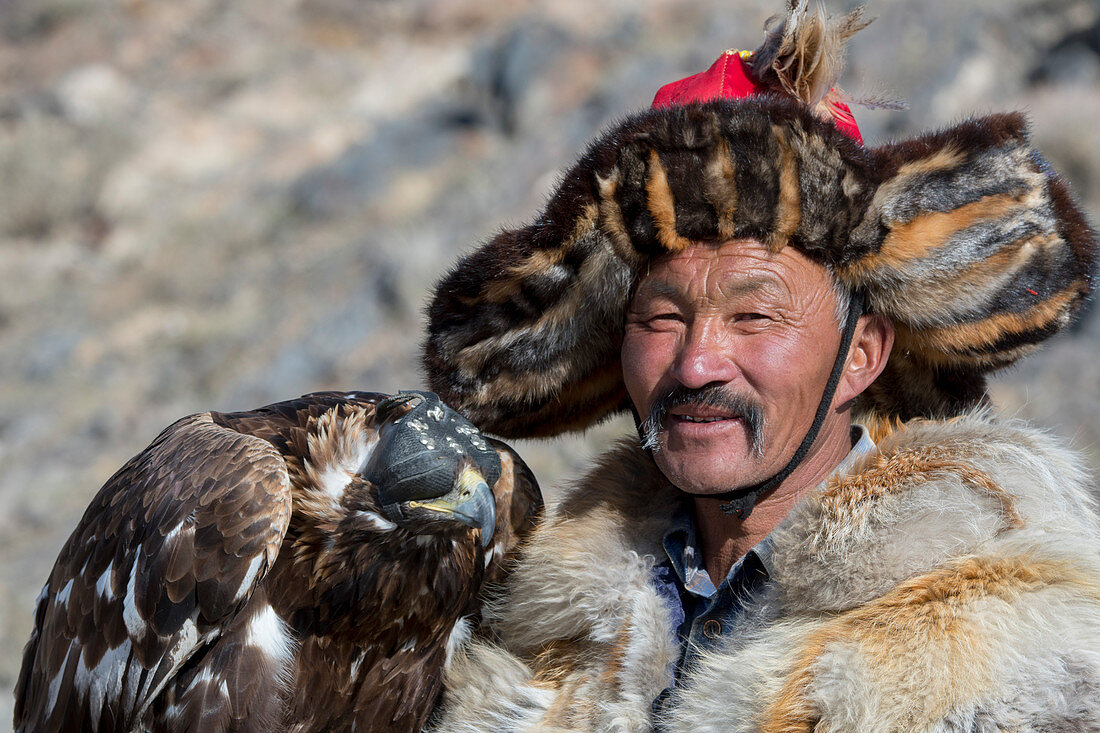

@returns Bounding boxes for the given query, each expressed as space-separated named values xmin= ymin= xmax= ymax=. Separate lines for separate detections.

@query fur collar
xmin=435 ymin=412 xmax=1100 ymax=732
xmin=491 ymin=412 xmax=1100 ymax=655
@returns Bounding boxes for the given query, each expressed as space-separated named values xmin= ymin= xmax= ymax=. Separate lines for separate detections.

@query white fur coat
xmin=433 ymin=414 xmax=1100 ymax=732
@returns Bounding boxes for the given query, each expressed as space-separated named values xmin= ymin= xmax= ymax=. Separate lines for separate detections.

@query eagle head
xmin=363 ymin=391 xmax=500 ymax=547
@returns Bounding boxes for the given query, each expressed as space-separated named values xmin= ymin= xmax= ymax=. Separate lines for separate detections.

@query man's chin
xmin=651 ymin=445 xmax=765 ymax=496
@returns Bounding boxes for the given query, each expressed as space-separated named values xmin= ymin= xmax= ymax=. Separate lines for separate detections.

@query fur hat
xmin=423 ymin=3 xmax=1096 ymax=439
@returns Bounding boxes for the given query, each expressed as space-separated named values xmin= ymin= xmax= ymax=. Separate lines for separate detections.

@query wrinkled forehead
xmin=633 ymin=238 xmax=836 ymax=302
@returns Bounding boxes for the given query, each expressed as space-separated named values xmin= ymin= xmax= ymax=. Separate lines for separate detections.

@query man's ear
xmin=836 ymin=314 xmax=894 ymax=406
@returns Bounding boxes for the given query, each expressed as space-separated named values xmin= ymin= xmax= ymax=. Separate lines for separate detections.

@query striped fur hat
xmin=424 ymin=3 xmax=1096 ymax=439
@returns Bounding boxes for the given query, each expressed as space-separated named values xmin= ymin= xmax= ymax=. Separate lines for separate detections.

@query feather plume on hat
xmin=750 ymin=1 xmax=873 ymax=120
xmin=423 ymin=3 xmax=1096 ymax=439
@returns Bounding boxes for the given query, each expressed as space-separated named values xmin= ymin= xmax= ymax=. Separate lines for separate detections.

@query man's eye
xmin=625 ymin=309 xmax=682 ymax=328
xmin=735 ymin=313 xmax=769 ymax=321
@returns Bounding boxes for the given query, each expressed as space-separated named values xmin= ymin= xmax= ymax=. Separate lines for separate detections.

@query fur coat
xmin=433 ymin=413 xmax=1100 ymax=732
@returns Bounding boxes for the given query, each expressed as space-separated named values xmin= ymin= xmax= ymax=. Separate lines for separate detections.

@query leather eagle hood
xmin=423 ymin=6 xmax=1096 ymax=439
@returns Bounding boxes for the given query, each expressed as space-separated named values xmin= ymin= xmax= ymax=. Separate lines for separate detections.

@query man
xmin=621 ymin=238 xmax=892 ymax=587
xmin=423 ymin=3 xmax=1100 ymax=730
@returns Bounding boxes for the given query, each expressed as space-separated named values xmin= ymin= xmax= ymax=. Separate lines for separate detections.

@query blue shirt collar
xmin=661 ymin=424 xmax=875 ymax=597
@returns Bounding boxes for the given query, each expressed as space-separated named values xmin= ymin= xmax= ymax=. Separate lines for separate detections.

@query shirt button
xmin=702 ymin=619 xmax=722 ymax=639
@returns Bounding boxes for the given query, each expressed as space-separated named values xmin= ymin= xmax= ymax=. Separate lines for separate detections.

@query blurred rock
xmin=1029 ymin=3 xmax=1100 ymax=85
xmin=54 ymin=63 xmax=134 ymax=124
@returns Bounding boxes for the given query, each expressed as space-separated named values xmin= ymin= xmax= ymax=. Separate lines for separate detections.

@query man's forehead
xmin=634 ymin=272 xmax=781 ymax=301
xmin=636 ymin=239 xmax=829 ymax=298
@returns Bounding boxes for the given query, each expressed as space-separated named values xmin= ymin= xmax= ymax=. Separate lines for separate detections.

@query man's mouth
xmin=640 ymin=385 xmax=766 ymax=456
xmin=674 ymin=414 xmax=735 ymax=423
xmin=669 ymin=405 xmax=740 ymax=424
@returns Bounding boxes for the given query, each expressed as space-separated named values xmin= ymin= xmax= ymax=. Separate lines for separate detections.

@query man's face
xmin=621 ymin=238 xmax=845 ymax=495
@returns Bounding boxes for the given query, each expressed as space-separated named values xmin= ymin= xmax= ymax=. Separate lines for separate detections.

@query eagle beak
xmin=408 ymin=466 xmax=497 ymax=548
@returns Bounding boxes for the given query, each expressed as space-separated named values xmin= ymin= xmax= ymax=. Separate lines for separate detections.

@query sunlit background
xmin=1 ymin=0 xmax=1098 ymax=723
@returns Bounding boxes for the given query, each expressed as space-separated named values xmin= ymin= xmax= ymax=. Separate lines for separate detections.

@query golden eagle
xmin=14 ymin=391 xmax=541 ymax=732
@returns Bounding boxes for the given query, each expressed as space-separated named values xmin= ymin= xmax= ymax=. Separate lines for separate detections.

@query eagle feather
xmin=749 ymin=1 xmax=903 ymax=123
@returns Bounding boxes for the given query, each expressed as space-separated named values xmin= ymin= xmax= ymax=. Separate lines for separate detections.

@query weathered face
xmin=622 ymin=239 xmax=846 ymax=495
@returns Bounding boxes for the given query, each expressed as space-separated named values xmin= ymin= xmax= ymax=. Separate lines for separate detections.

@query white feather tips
xmin=445 ymin=617 xmax=472 ymax=667
xmin=123 ymin=555 xmax=145 ymax=641
xmin=357 ymin=510 xmax=398 ymax=532
xmin=245 ymin=604 xmax=295 ymax=666
xmin=302 ymin=408 xmax=380 ymax=511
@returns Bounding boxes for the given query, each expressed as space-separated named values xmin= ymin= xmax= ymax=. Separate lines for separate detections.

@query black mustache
xmin=640 ymin=384 xmax=766 ymax=456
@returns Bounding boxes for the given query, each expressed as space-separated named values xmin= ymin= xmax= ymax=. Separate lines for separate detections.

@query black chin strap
xmin=714 ymin=289 xmax=866 ymax=519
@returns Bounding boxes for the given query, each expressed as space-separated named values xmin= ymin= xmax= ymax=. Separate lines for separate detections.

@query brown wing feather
xmin=209 ymin=391 xmax=386 ymax=456
xmin=14 ymin=412 xmax=293 ymax=733
xmin=484 ymin=438 xmax=544 ymax=589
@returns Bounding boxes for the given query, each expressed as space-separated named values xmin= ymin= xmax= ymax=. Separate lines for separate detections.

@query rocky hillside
xmin=1 ymin=0 xmax=1098 ymax=724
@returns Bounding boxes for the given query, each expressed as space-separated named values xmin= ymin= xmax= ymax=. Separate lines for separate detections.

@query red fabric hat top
xmin=652 ymin=50 xmax=863 ymax=144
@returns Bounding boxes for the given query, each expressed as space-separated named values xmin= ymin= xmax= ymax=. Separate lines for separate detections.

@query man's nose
xmin=670 ymin=320 xmax=737 ymax=389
